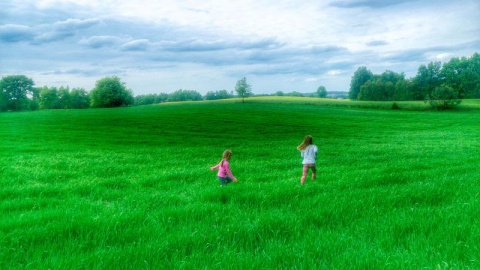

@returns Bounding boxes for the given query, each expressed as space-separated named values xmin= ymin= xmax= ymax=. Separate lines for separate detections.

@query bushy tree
xmin=441 ymin=53 xmax=480 ymax=98
xmin=70 ymin=88 xmax=90 ymax=109
xmin=135 ymin=94 xmax=156 ymax=105
xmin=286 ymin=91 xmax=303 ymax=97
xmin=158 ymin=93 xmax=169 ymax=103
xmin=357 ymin=70 xmax=406 ymax=101
xmin=167 ymin=89 xmax=202 ymax=102
xmin=57 ymin=86 xmax=71 ymax=109
xmin=205 ymin=89 xmax=232 ymax=100
xmin=317 ymin=86 xmax=327 ymax=98
xmin=349 ymin=67 xmax=373 ymax=100
xmin=412 ymin=62 xmax=442 ymax=100
xmin=0 ymin=85 xmax=5 ymax=111
xmin=358 ymin=80 xmax=394 ymax=101
xmin=470 ymin=53 xmax=480 ymax=98
xmin=39 ymin=86 xmax=60 ymax=109
xmin=90 ymin=76 xmax=134 ymax=108
xmin=0 ymin=75 xmax=35 ymax=111
xmin=39 ymin=86 xmax=89 ymax=109
xmin=380 ymin=70 xmax=405 ymax=85
xmin=393 ymin=79 xmax=414 ymax=101
xmin=427 ymin=84 xmax=461 ymax=110
xmin=135 ymin=93 xmax=169 ymax=105
xmin=235 ymin=77 xmax=252 ymax=103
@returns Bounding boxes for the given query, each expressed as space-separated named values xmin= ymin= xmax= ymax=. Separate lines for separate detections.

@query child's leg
xmin=301 ymin=165 xmax=308 ymax=185
xmin=225 ymin=176 xmax=233 ymax=185
xmin=311 ymin=165 xmax=317 ymax=180
xmin=218 ymin=177 xmax=227 ymax=186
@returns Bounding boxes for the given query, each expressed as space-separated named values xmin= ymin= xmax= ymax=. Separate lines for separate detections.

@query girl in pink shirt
xmin=210 ymin=150 xmax=238 ymax=186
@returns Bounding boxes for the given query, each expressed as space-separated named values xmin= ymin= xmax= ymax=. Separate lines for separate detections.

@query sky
xmin=1 ymin=0 xmax=479 ymax=96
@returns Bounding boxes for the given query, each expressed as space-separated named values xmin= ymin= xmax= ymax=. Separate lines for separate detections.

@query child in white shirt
xmin=297 ymin=135 xmax=318 ymax=185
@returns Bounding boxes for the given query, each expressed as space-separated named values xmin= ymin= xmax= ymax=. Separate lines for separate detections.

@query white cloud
xmin=435 ymin=53 xmax=452 ymax=62
xmin=327 ymin=70 xmax=342 ymax=76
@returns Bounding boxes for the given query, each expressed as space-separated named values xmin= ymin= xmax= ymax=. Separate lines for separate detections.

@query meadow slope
xmin=1 ymin=97 xmax=479 ymax=269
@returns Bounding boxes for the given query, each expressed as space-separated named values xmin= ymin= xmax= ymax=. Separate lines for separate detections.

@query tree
xmin=90 ymin=76 xmax=134 ymax=108
xmin=380 ymin=70 xmax=404 ymax=85
xmin=57 ymin=86 xmax=71 ymax=109
xmin=358 ymin=80 xmax=382 ymax=101
xmin=412 ymin=61 xmax=442 ymax=100
xmin=157 ymin=93 xmax=169 ymax=103
xmin=205 ymin=89 xmax=233 ymax=100
xmin=349 ymin=67 xmax=373 ymax=100
xmin=204 ymin=91 xmax=216 ymax=100
xmin=135 ymin=94 xmax=156 ymax=105
xmin=286 ymin=91 xmax=303 ymax=97
xmin=39 ymin=86 xmax=60 ymax=109
xmin=38 ymin=86 xmax=89 ymax=109
xmin=0 ymin=75 xmax=35 ymax=111
xmin=316 ymin=86 xmax=327 ymax=98
xmin=393 ymin=79 xmax=414 ymax=101
xmin=235 ymin=77 xmax=252 ymax=103
xmin=470 ymin=53 xmax=480 ymax=98
xmin=347 ymin=52 xmax=478 ymax=102
xmin=29 ymin=88 xmax=40 ymax=111
xmin=134 ymin=93 xmax=169 ymax=105
xmin=70 ymin=88 xmax=90 ymax=109
xmin=427 ymin=84 xmax=461 ymax=110
xmin=167 ymin=89 xmax=203 ymax=102
xmin=441 ymin=53 xmax=480 ymax=99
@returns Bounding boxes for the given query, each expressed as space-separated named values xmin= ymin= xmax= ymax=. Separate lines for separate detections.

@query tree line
xmin=0 ymin=76 xmax=132 ymax=111
xmin=348 ymin=52 xmax=479 ymax=109
xmin=0 ymin=75 xmax=255 ymax=111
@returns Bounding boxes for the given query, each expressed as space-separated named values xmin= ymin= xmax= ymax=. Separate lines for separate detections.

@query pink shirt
xmin=211 ymin=160 xmax=236 ymax=180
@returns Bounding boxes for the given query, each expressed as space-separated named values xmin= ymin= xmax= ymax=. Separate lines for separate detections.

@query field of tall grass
xmin=1 ymin=97 xmax=479 ymax=269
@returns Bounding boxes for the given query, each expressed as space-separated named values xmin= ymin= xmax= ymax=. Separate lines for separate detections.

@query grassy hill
xmin=1 ymin=97 xmax=479 ymax=269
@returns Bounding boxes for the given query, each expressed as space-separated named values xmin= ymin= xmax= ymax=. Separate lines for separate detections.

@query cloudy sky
xmin=1 ymin=0 xmax=479 ymax=95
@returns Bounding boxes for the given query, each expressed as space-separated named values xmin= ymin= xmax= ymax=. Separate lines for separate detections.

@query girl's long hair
xmin=297 ymin=135 xmax=313 ymax=150
xmin=221 ymin=150 xmax=233 ymax=166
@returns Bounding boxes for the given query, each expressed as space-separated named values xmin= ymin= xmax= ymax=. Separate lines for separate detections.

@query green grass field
xmin=1 ymin=97 xmax=479 ymax=269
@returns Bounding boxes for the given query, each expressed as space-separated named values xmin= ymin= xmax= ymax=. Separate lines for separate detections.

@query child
xmin=210 ymin=150 xmax=238 ymax=186
xmin=297 ymin=135 xmax=318 ymax=185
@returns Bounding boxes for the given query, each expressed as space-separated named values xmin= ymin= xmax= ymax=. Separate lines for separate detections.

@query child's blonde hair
xmin=297 ymin=135 xmax=313 ymax=150
xmin=221 ymin=150 xmax=233 ymax=165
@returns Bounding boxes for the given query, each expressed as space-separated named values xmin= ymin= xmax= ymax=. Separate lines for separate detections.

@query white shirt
xmin=301 ymin=145 xmax=318 ymax=164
